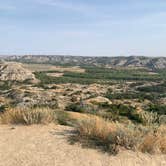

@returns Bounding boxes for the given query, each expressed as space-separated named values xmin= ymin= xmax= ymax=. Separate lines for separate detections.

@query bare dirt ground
xmin=0 ymin=124 xmax=165 ymax=166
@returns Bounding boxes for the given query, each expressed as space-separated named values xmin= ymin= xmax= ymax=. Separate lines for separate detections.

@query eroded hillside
xmin=3 ymin=55 xmax=166 ymax=70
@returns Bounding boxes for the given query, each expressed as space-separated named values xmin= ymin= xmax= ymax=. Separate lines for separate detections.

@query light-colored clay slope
xmin=0 ymin=124 xmax=165 ymax=166
xmin=0 ymin=62 xmax=36 ymax=81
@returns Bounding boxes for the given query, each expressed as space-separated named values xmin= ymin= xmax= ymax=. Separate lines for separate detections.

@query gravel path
xmin=0 ymin=124 xmax=165 ymax=166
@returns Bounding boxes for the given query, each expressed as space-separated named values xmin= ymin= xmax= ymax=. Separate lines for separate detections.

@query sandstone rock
xmin=0 ymin=62 xmax=36 ymax=81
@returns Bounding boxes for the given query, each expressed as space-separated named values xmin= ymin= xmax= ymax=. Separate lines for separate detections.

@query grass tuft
xmin=0 ymin=108 xmax=54 ymax=125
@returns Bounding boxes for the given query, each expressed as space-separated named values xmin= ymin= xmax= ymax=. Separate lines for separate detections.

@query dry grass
xmin=74 ymin=116 xmax=166 ymax=154
xmin=0 ymin=108 xmax=55 ymax=125
xmin=78 ymin=116 xmax=116 ymax=140
xmin=68 ymin=111 xmax=97 ymax=122
xmin=139 ymin=125 xmax=166 ymax=154
xmin=0 ymin=108 xmax=77 ymax=126
xmin=139 ymin=111 xmax=159 ymax=126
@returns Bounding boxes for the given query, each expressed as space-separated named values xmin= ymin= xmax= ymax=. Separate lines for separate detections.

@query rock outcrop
xmin=0 ymin=62 xmax=36 ymax=81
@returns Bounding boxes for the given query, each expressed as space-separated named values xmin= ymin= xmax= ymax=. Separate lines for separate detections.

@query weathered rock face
xmin=152 ymin=58 xmax=166 ymax=69
xmin=0 ymin=62 xmax=36 ymax=81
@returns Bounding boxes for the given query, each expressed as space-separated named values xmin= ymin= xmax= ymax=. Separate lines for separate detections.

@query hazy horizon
xmin=1 ymin=54 xmax=166 ymax=58
xmin=0 ymin=0 xmax=166 ymax=57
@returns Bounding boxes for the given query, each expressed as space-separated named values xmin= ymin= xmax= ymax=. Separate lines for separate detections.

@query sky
xmin=0 ymin=0 xmax=166 ymax=57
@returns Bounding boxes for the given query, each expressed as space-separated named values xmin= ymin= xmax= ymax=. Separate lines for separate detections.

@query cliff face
xmin=0 ymin=62 xmax=36 ymax=81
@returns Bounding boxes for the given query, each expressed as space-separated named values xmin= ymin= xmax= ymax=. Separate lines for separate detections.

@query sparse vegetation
xmin=54 ymin=111 xmax=75 ymax=126
xmin=66 ymin=102 xmax=97 ymax=114
xmin=0 ymin=81 xmax=12 ymax=90
xmin=137 ymin=83 xmax=166 ymax=93
xmin=0 ymin=108 xmax=55 ymax=125
xmin=145 ymin=104 xmax=166 ymax=115
xmin=72 ymin=116 xmax=166 ymax=154
xmin=106 ymin=104 xmax=141 ymax=123
xmin=0 ymin=107 xmax=77 ymax=126
xmin=105 ymin=90 xmax=162 ymax=101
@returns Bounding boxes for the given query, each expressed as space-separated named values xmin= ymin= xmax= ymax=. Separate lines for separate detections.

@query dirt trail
xmin=0 ymin=124 xmax=165 ymax=166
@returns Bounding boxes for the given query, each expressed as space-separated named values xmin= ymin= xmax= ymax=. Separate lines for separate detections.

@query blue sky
xmin=0 ymin=0 xmax=166 ymax=56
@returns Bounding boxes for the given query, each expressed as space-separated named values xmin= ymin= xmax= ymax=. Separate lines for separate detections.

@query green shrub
xmin=107 ymin=104 xmax=141 ymax=123
xmin=0 ymin=81 xmax=12 ymax=90
xmin=137 ymin=84 xmax=166 ymax=93
xmin=66 ymin=103 xmax=97 ymax=114
xmin=66 ymin=103 xmax=84 ymax=113
xmin=0 ymin=105 xmax=7 ymax=113
xmin=105 ymin=90 xmax=160 ymax=101
xmin=146 ymin=104 xmax=166 ymax=115
xmin=55 ymin=111 xmax=75 ymax=126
